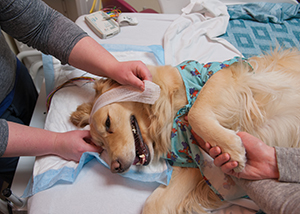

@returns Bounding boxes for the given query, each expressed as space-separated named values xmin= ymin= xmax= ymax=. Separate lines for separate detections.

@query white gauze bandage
xmin=89 ymin=80 xmax=161 ymax=122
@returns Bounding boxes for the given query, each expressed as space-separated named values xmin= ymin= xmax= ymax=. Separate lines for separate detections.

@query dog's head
xmin=90 ymin=96 xmax=154 ymax=173
xmin=71 ymin=78 xmax=158 ymax=173
xmin=71 ymin=65 xmax=186 ymax=173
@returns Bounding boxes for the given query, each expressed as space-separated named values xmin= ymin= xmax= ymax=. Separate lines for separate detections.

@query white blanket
xmin=163 ymin=0 xmax=241 ymax=65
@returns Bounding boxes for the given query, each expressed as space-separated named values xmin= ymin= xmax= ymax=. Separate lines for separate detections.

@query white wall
xmin=125 ymin=0 xmax=161 ymax=12
xmin=43 ymin=0 xmax=162 ymax=21
xmin=43 ymin=0 xmax=300 ymax=21
xmin=43 ymin=0 xmax=82 ymax=21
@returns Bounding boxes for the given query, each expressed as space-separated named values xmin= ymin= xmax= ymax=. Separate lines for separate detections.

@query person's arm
xmin=194 ymin=131 xmax=300 ymax=182
xmin=236 ymin=146 xmax=300 ymax=214
xmin=0 ymin=0 xmax=152 ymax=90
xmin=227 ymin=145 xmax=300 ymax=214
xmin=68 ymin=37 xmax=152 ymax=91
xmin=0 ymin=0 xmax=85 ymax=65
xmin=192 ymin=131 xmax=279 ymax=180
xmin=2 ymin=121 xmax=102 ymax=162
xmin=275 ymin=146 xmax=300 ymax=183
xmin=193 ymin=130 xmax=300 ymax=214
xmin=236 ymin=178 xmax=300 ymax=214
xmin=213 ymin=132 xmax=279 ymax=180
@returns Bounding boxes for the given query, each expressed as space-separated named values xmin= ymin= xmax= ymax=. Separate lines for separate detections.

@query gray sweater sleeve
xmin=0 ymin=119 xmax=9 ymax=157
xmin=276 ymin=146 xmax=300 ymax=183
xmin=0 ymin=0 xmax=88 ymax=64
xmin=235 ymin=147 xmax=300 ymax=214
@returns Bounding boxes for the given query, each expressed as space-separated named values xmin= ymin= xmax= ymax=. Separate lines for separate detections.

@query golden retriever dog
xmin=70 ymin=48 xmax=300 ymax=213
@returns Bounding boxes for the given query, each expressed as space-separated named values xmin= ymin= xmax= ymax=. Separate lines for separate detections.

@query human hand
xmin=109 ymin=61 xmax=152 ymax=91
xmin=192 ymin=130 xmax=279 ymax=180
xmin=54 ymin=130 xmax=103 ymax=162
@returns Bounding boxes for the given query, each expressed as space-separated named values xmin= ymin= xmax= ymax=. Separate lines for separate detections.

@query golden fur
xmin=70 ymin=48 xmax=300 ymax=213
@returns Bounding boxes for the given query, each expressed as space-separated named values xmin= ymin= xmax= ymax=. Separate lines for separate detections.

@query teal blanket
xmin=220 ymin=2 xmax=300 ymax=57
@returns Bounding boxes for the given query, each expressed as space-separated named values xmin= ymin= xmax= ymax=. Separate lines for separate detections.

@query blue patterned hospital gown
xmin=163 ymin=57 xmax=249 ymax=201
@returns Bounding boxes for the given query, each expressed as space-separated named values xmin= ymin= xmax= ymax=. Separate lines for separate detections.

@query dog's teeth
xmin=132 ymin=128 xmax=136 ymax=134
xmin=139 ymin=154 xmax=146 ymax=164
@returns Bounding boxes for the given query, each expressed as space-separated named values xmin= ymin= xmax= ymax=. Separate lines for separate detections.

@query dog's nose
xmin=111 ymin=159 xmax=125 ymax=173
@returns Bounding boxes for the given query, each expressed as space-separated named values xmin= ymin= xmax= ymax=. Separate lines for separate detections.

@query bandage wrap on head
xmin=89 ymin=80 xmax=161 ymax=123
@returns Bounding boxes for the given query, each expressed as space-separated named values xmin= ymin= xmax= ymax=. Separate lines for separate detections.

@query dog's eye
xmin=105 ymin=116 xmax=112 ymax=133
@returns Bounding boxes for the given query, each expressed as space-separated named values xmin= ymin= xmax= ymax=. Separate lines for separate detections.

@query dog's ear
xmin=70 ymin=78 xmax=120 ymax=128
xmin=70 ymin=103 xmax=93 ymax=128
xmin=146 ymin=65 xmax=187 ymax=157
xmin=94 ymin=78 xmax=120 ymax=97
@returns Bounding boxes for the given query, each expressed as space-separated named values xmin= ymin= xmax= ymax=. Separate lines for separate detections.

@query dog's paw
xmin=217 ymin=134 xmax=247 ymax=173
xmin=233 ymin=158 xmax=246 ymax=173
xmin=70 ymin=103 xmax=92 ymax=127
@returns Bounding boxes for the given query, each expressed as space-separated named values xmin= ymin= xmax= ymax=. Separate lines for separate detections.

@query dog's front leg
xmin=188 ymin=68 xmax=246 ymax=172
xmin=142 ymin=167 xmax=206 ymax=214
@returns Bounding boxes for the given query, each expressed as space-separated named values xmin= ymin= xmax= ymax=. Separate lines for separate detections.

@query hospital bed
xmin=7 ymin=0 xmax=300 ymax=213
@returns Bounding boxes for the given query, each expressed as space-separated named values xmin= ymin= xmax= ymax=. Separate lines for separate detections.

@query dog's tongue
xmin=133 ymin=156 xmax=141 ymax=165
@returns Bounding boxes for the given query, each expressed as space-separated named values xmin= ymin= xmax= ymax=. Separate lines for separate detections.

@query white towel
xmin=163 ymin=0 xmax=241 ymax=66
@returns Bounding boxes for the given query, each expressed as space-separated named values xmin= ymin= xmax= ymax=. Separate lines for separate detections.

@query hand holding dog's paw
xmin=203 ymin=132 xmax=280 ymax=180
xmin=191 ymin=129 xmax=247 ymax=172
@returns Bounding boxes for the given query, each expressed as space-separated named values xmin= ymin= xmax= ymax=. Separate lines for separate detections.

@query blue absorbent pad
xmin=23 ymin=44 xmax=169 ymax=198
xmin=23 ymin=152 xmax=172 ymax=198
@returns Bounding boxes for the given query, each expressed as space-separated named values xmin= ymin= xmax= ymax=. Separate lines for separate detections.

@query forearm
xmin=68 ymin=37 xmax=118 ymax=78
xmin=68 ymin=36 xmax=152 ymax=91
xmin=3 ymin=122 xmax=57 ymax=157
xmin=0 ymin=0 xmax=87 ymax=64
xmin=233 ymin=146 xmax=300 ymax=213
xmin=3 ymin=121 xmax=101 ymax=162
xmin=275 ymin=146 xmax=300 ymax=183
xmin=236 ymin=178 xmax=300 ymax=214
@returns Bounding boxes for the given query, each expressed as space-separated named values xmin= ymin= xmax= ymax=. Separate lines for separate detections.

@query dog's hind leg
xmin=188 ymin=65 xmax=248 ymax=172
xmin=142 ymin=167 xmax=207 ymax=214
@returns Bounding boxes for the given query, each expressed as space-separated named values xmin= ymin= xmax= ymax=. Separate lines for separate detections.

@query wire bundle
xmin=90 ymin=0 xmax=121 ymax=20
xmin=102 ymin=7 xmax=122 ymax=20
xmin=46 ymin=76 xmax=96 ymax=112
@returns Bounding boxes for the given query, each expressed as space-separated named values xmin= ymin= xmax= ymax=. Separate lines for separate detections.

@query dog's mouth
xmin=130 ymin=115 xmax=150 ymax=166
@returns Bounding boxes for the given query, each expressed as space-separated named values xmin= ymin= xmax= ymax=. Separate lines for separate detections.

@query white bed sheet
xmin=27 ymin=1 xmax=263 ymax=213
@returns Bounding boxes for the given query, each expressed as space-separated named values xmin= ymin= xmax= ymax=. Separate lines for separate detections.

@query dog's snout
xmin=111 ymin=159 xmax=130 ymax=173
xmin=111 ymin=159 xmax=122 ymax=173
